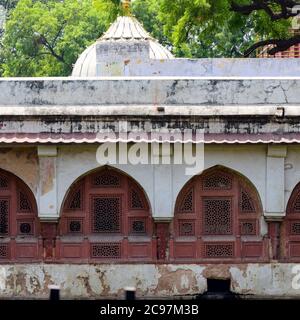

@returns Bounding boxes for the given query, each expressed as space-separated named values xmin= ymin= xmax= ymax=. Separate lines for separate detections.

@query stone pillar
xmin=151 ymin=145 xmax=174 ymax=260
xmin=152 ymin=144 xmax=173 ymax=221
xmin=38 ymin=146 xmax=59 ymax=261
xmin=265 ymin=145 xmax=287 ymax=260
xmin=265 ymin=145 xmax=287 ymax=219
xmin=38 ymin=146 xmax=58 ymax=220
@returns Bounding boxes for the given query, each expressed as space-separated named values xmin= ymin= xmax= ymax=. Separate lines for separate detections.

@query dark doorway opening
xmin=207 ymin=279 xmax=231 ymax=293
xmin=197 ymin=279 xmax=240 ymax=300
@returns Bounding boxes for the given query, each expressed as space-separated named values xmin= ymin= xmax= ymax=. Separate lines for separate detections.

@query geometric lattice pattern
xmin=68 ymin=220 xmax=82 ymax=233
xmin=240 ymin=220 xmax=256 ymax=235
xmin=91 ymin=243 xmax=121 ymax=259
xmin=130 ymin=189 xmax=144 ymax=209
xmin=240 ymin=189 xmax=255 ymax=213
xmin=179 ymin=189 xmax=194 ymax=213
xmin=293 ymin=195 xmax=300 ymax=212
xmin=60 ymin=168 xmax=153 ymax=261
xmin=68 ymin=189 xmax=82 ymax=210
xmin=291 ymin=222 xmax=300 ymax=235
xmin=130 ymin=218 xmax=146 ymax=234
xmin=179 ymin=221 xmax=195 ymax=236
xmin=205 ymin=243 xmax=234 ymax=258
xmin=92 ymin=197 xmax=121 ymax=233
xmin=18 ymin=191 xmax=32 ymax=212
xmin=285 ymin=184 xmax=300 ymax=260
xmin=92 ymin=172 xmax=120 ymax=187
xmin=174 ymin=168 xmax=263 ymax=261
xmin=0 ymin=245 xmax=8 ymax=258
xmin=0 ymin=199 xmax=9 ymax=235
xmin=19 ymin=222 xmax=33 ymax=235
xmin=203 ymin=173 xmax=232 ymax=190
xmin=203 ymin=199 xmax=232 ymax=235
xmin=0 ymin=176 xmax=8 ymax=189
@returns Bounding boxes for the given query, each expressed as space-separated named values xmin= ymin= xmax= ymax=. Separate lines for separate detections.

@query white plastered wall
xmin=56 ymin=144 xmax=267 ymax=224
xmin=1 ymin=143 xmax=296 ymax=233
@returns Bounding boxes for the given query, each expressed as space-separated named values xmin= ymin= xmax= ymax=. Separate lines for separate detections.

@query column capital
xmin=264 ymin=213 xmax=285 ymax=222
xmin=153 ymin=217 xmax=173 ymax=223
xmin=38 ymin=145 xmax=57 ymax=157
xmin=39 ymin=217 xmax=59 ymax=223
xmin=267 ymin=145 xmax=287 ymax=158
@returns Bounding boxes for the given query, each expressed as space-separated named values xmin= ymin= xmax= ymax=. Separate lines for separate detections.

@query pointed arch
xmin=172 ymin=166 xmax=266 ymax=262
xmin=0 ymin=168 xmax=40 ymax=262
xmin=58 ymin=166 xmax=154 ymax=262
xmin=283 ymin=182 xmax=300 ymax=260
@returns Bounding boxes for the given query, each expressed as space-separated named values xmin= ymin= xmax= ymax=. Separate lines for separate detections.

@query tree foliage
xmin=0 ymin=0 xmax=298 ymax=77
xmin=1 ymin=0 xmax=121 ymax=76
xmin=155 ymin=0 xmax=295 ymax=57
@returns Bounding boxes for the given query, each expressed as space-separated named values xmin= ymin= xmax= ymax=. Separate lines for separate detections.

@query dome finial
xmin=122 ymin=0 xmax=131 ymax=16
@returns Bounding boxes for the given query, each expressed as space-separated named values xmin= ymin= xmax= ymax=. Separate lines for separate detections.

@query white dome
xmin=72 ymin=44 xmax=97 ymax=77
xmin=72 ymin=16 xmax=173 ymax=77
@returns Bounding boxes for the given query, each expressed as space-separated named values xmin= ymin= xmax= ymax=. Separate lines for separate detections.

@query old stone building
xmin=257 ymin=30 xmax=300 ymax=58
xmin=1 ymin=6 xmax=300 ymax=299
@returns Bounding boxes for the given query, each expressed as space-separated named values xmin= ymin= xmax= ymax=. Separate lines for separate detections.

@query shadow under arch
xmin=57 ymin=165 xmax=155 ymax=262
xmin=171 ymin=165 xmax=268 ymax=263
xmin=0 ymin=167 xmax=41 ymax=262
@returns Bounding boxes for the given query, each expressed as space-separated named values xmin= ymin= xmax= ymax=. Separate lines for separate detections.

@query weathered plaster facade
xmin=1 ymin=263 xmax=300 ymax=299
xmin=0 ymin=147 xmax=38 ymax=195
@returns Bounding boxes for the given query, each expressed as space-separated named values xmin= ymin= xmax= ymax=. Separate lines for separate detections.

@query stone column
xmin=265 ymin=145 xmax=287 ymax=259
xmin=151 ymin=145 xmax=174 ymax=260
xmin=38 ymin=146 xmax=59 ymax=261
xmin=265 ymin=145 xmax=287 ymax=218
xmin=38 ymin=146 xmax=58 ymax=219
xmin=152 ymin=144 xmax=173 ymax=221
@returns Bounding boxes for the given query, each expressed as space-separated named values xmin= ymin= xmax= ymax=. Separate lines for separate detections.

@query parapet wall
xmin=0 ymin=78 xmax=299 ymax=108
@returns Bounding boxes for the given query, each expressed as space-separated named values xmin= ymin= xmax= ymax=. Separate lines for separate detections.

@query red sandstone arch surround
xmin=171 ymin=167 xmax=268 ymax=262
xmin=283 ymin=182 xmax=300 ymax=261
xmin=58 ymin=167 xmax=155 ymax=262
xmin=0 ymin=169 xmax=41 ymax=262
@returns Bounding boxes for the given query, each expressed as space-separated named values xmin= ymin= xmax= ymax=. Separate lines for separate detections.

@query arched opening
xmin=58 ymin=167 xmax=155 ymax=262
xmin=283 ymin=182 xmax=300 ymax=261
xmin=0 ymin=168 xmax=40 ymax=262
xmin=172 ymin=166 xmax=267 ymax=262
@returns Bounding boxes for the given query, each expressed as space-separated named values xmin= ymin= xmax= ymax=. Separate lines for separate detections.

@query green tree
xmin=156 ymin=0 xmax=297 ymax=57
xmin=0 ymin=0 xmax=20 ymax=75
xmin=1 ymin=0 xmax=298 ymax=77
xmin=132 ymin=0 xmax=170 ymax=47
xmin=1 ymin=0 xmax=121 ymax=76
